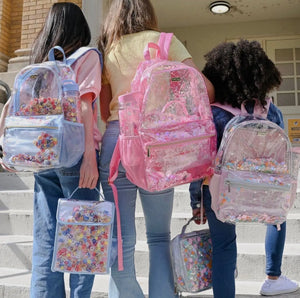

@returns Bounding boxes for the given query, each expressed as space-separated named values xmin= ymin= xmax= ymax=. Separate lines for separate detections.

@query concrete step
xmin=1 ymin=187 xmax=300 ymax=214
xmin=0 ymin=267 xmax=299 ymax=298
xmin=1 ymin=208 xmax=300 ymax=244
xmin=0 ymin=172 xmax=34 ymax=190
xmin=0 ymin=235 xmax=299 ymax=281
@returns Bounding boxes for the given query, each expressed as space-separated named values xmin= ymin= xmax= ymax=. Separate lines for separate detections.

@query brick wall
xmin=10 ymin=0 xmax=23 ymax=58
xmin=0 ymin=0 xmax=11 ymax=57
xmin=21 ymin=0 xmax=82 ymax=50
xmin=0 ymin=0 xmax=82 ymax=59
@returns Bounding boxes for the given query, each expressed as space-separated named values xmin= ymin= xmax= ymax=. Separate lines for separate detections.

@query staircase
xmin=0 ymin=171 xmax=299 ymax=298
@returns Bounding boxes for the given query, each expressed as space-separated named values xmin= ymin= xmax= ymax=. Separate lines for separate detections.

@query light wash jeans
xmin=99 ymin=121 xmax=178 ymax=298
xmin=30 ymin=152 xmax=100 ymax=298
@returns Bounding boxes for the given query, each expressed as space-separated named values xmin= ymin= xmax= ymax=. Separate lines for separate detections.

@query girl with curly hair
xmin=190 ymin=39 xmax=299 ymax=297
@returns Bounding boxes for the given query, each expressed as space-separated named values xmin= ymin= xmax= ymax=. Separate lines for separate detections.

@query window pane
xmin=277 ymin=93 xmax=295 ymax=106
xmin=275 ymin=49 xmax=293 ymax=61
xmin=296 ymin=48 xmax=300 ymax=60
xmin=278 ymin=78 xmax=295 ymax=91
xmin=276 ymin=63 xmax=294 ymax=76
xmin=297 ymin=78 xmax=300 ymax=91
xmin=297 ymin=63 xmax=300 ymax=75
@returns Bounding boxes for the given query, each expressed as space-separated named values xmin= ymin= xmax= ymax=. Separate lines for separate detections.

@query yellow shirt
xmin=104 ymin=30 xmax=192 ymax=122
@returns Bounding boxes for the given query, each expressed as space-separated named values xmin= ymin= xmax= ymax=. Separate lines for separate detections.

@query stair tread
xmin=0 ymin=267 xmax=299 ymax=297
xmin=0 ymin=234 xmax=299 ymax=254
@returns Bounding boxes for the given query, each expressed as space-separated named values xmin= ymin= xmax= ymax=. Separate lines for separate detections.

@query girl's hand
xmin=192 ymin=207 xmax=207 ymax=225
xmin=79 ymin=150 xmax=99 ymax=189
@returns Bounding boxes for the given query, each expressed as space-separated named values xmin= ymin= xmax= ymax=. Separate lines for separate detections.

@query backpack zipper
xmin=146 ymin=133 xmax=215 ymax=157
xmin=224 ymin=178 xmax=290 ymax=193
xmin=6 ymin=125 xmax=58 ymax=130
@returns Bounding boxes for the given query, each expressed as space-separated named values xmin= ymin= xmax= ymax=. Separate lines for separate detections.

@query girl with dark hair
xmin=15 ymin=2 xmax=102 ymax=297
xmin=97 ymin=0 xmax=214 ymax=297
xmin=190 ymin=39 xmax=299 ymax=297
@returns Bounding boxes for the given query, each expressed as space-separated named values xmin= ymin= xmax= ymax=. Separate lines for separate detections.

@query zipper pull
xmin=226 ymin=181 xmax=231 ymax=192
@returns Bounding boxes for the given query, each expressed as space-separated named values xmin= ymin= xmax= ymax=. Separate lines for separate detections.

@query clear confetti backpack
xmin=52 ymin=188 xmax=115 ymax=275
xmin=109 ymin=32 xmax=216 ymax=192
xmin=210 ymin=99 xmax=297 ymax=225
xmin=171 ymin=216 xmax=212 ymax=294
xmin=2 ymin=46 xmax=102 ymax=172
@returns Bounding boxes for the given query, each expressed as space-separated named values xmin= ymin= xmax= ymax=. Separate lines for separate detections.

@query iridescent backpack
xmin=108 ymin=32 xmax=217 ymax=271
xmin=2 ymin=46 xmax=102 ymax=172
xmin=210 ymin=99 xmax=297 ymax=225
xmin=109 ymin=32 xmax=216 ymax=192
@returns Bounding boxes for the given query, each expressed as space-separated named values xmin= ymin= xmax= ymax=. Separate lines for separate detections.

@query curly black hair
xmin=202 ymin=39 xmax=282 ymax=108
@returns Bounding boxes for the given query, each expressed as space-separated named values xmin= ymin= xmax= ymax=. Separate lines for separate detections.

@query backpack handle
xmin=143 ymin=32 xmax=173 ymax=61
xmin=144 ymin=42 xmax=161 ymax=60
xmin=48 ymin=46 xmax=67 ymax=63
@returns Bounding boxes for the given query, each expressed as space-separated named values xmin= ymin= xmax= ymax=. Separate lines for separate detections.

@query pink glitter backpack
xmin=109 ymin=32 xmax=216 ymax=271
xmin=210 ymin=99 xmax=297 ymax=225
xmin=2 ymin=46 xmax=102 ymax=172
xmin=109 ymin=32 xmax=216 ymax=191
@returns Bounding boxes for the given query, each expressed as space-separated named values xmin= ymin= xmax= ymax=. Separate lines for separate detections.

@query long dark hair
xmin=202 ymin=39 xmax=282 ymax=108
xmin=98 ymin=0 xmax=158 ymax=58
xmin=30 ymin=2 xmax=91 ymax=63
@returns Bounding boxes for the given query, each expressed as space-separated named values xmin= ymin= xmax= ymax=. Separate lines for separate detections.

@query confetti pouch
xmin=51 ymin=189 xmax=115 ymax=275
xmin=171 ymin=217 xmax=212 ymax=293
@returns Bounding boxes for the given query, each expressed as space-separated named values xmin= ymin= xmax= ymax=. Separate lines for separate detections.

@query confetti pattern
xmin=171 ymin=229 xmax=212 ymax=293
xmin=52 ymin=199 xmax=115 ymax=275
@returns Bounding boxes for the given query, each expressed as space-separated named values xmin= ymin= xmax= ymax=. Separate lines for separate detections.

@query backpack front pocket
xmin=217 ymin=170 xmax=295 ymax=224
xmin=3 ymin=115 xmax=63 ymax=170
xmin=145 ymin=133 xmax=215 ymax=190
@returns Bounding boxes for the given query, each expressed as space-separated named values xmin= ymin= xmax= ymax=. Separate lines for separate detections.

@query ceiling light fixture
xmin=209 ymin=1 xmax=231 ymax=14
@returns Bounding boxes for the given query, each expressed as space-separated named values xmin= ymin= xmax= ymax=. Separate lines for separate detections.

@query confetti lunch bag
xmin=51 ymin=188 xmax=115 ymax=275
xmin=171 ymin=216 xmax=212 ymax=294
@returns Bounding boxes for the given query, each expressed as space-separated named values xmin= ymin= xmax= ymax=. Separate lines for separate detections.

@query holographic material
xmin=171 ymin=220 xmax=212 ymax=293
xmin=210 ymin=113 xmax=297 ymax=225
xmin=52 ymin=199 xmax=115 ymax=275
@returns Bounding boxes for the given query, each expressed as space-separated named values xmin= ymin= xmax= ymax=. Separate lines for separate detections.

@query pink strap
xmin=211 ymin=102 xmax=241 ymax=116
xmin=158 ymin=32 xmax=173 ymax=60
xmin=211 ymin=98 xmax=272 ymax=118
xmin=144 ymin=42 xmax=161 ymax=60
xmin=108 ymin=138 xmax=124 ymax=271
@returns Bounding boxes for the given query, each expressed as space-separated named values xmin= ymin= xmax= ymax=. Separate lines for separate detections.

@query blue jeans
xmin=99 ymin=121 xmax=177 ymax=298
xmin=30 ymin=152 xmax=100 ymax=298
xmin=202 ymin=185 xmax=237 ymax=298
xmin=265 ymin=222 xmax=286 ymax=277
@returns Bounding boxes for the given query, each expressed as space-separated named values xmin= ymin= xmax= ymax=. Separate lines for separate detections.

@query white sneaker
xmin=260 ymin=275 xmax=299 ymax=296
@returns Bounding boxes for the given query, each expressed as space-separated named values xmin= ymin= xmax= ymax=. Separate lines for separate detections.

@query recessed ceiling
xmin=152 ymin=0 xmax=300 ymax=28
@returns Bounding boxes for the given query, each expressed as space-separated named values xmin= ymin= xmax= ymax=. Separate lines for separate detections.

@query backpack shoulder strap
xmin=252 ymin=98 xmax=271 ymax=118
xmin=66 ymin=47 xmax=103 ymax=70
xmin=212 ymin=98 xmax=272 ymax=118
xmin=158 ymin=32 xmax=173 ymax=60
xmin=211 ymin=102 xmax=241 ymax=116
